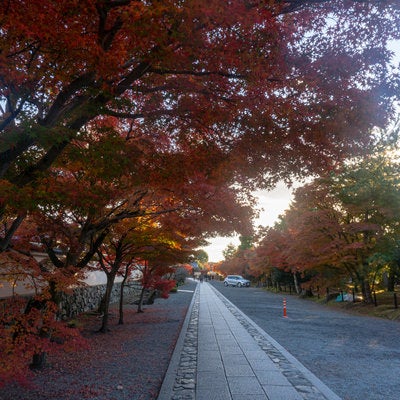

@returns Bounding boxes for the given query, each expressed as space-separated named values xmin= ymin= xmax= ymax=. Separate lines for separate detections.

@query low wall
xmin=59 ymin=280 xmax=143 ymax=319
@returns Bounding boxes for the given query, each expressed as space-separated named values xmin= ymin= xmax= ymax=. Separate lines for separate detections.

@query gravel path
xmin=211 ymin=281 xmax=400 ymax=400
xmin=0 ymin=280 xmax=197 ymax=400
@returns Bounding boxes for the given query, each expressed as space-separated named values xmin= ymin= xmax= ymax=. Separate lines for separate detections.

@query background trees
xmin=250 ymin=149 xmax=400 ymax=302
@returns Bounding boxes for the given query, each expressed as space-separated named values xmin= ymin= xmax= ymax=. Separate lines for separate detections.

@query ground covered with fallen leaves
xmin=0 ymin=280 xmax=197 ymax=400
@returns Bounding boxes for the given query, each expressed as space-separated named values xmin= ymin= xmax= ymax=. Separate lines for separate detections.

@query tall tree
xmin=219 ymin=236 xmax=255 ymax=277
xmin=194 ymin=249 xmax=209 ymax=265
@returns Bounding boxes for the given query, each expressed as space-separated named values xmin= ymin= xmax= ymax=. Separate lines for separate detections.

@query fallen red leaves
xmin=0 ymin=299 xmax=189 ymax=400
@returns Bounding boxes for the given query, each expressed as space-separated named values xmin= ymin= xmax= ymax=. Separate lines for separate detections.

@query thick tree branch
xmin=0 ymin=213 xmax=26 ymax=251
xmin=76 ymin=228 xmax=110 ymax=269
xmin=13 ymin=139 xmax=70 ymax=188
xmin=147 ymin=67 xmax=246 ymax=79
xmin=40 ymin=72 xmax=96 ymax=127
xmin=41 ymin=237 xmax=65 ymax=269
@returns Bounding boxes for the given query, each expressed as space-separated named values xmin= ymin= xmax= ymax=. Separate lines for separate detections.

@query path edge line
xmin=157 ymin=281 xmax=199 ymax=400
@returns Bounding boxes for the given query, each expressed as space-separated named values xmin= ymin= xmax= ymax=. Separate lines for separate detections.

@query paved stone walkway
xmin=158 ymin=282 xmax=342 ymax=400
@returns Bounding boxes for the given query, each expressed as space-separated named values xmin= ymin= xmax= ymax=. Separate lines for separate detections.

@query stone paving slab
xmin=157 ymin=282 xmax=342 ymax=400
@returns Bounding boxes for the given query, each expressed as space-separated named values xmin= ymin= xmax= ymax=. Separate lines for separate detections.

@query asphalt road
xmin=209 ymin=280 xmax=400 ymax=400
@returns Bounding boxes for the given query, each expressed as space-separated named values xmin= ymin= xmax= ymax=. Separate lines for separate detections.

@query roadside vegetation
xmin=322 ymin=291 xmax=400 ymax=321
xmin=218 ymin=145 xmax=400 ymax=318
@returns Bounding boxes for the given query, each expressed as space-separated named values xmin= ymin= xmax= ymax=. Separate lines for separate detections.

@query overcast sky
xmin=202 ymin=182 xmax=296 ymax=262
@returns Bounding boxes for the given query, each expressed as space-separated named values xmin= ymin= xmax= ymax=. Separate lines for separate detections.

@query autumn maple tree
xmin=130 ymin=214 xmax=210 ymax=313
xmin=0 ymin=278 xmax=86 ymax=387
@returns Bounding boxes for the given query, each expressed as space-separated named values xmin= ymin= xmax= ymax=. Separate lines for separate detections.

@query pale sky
xmin=202 ymin=182 xmax=296 ymax=262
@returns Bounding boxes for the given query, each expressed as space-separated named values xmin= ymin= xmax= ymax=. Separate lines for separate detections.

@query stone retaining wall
xmin=59 ymin=280 xmax=143 ymax=319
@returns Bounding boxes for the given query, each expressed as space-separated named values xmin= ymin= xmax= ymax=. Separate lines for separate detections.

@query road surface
xmin=210 ymin=280 xmax=400 ymax=400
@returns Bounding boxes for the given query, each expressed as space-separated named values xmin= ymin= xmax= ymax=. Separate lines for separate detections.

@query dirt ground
xmin=0 ymin=280 xmax=197 ymax=400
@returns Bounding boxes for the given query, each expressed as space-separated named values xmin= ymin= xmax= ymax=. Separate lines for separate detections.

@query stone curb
xmin=157 ymin=283 xmax=199 ymax=400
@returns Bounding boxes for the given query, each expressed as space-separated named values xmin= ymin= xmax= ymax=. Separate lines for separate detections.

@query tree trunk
xmin=361 ymin=279 xmax=373 ymax=304
xmin=387 ymin=270 xmax=396 ymax=292
xmin=24 ymin=297 xmax=52 ymax=370
xmin=118 ymin=275 xmax=128 ymax=325
xmin=98 ymin=295 xmax=106 ymax=315
xmin=30 ymin=352 xmax=47 ymax=370
xmin=293 ymin=272 xmax=301 ymax=294
xmin=304 ymin=287 xmax=313 ymax=297
xmin=137 ymin=286 xmax=146 ymax=313
xmin=99 ymin=273 xmax=117 ymax=332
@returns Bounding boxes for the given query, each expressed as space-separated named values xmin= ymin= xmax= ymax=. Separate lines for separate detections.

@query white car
xmin=223 ymin=275 xmax=250 ymax=287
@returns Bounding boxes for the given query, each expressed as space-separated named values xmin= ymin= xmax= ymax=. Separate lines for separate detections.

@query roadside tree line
xmin=219 ymin=145 xmax=400 ymax=304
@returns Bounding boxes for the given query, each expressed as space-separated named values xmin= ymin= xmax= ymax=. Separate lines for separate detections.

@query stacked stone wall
xmin=59 ymin=280 xmax=143 ymax=319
